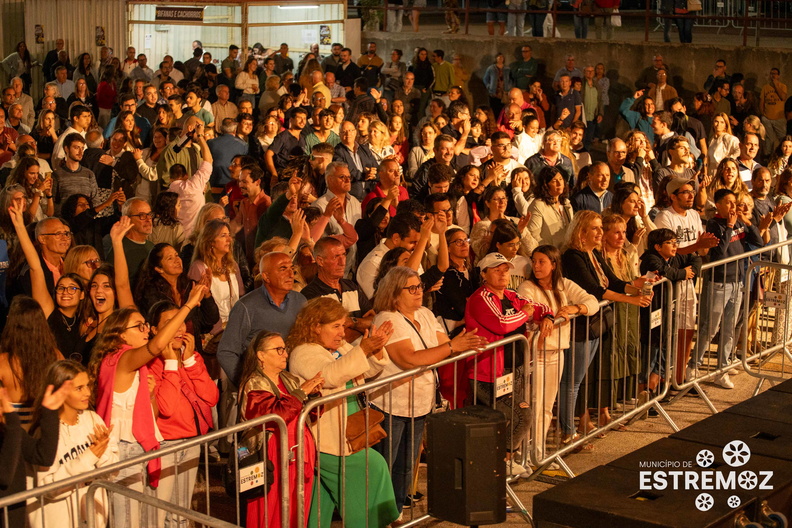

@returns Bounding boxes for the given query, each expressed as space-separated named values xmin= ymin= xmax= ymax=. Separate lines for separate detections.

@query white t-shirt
xmin=369 ymin=308 xmax=444 ymax=417
xmin=653 ymin=207 xmax=703 ymax=249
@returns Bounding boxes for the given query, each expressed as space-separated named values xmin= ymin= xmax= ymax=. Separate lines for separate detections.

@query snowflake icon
xmin=695 ymin=493 xmax=714 ymax=511
xmin=727 ymin=495 xmax=741 ymax=508
xmin=723 ymin=440 xmax=751 ymax=467
xmin=738 ymin=471 xmax=758 ymax=490
xmin=696 ymin=449 xmax=715 ymax=468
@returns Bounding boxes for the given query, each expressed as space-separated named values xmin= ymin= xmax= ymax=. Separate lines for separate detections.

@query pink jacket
xmin=95 ymin=345 xmax=161 ymax=487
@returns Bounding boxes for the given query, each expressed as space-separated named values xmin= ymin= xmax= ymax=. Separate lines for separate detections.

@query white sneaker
xmin=728 ymin=368 xmax=740 ymax=376
xmin=714 ymin=373 xmax=734 ymax=389
xmin=685 ymin=366 xmax=700 ymax=381
xmin=507 ymin=460 xmax=528 ymax=477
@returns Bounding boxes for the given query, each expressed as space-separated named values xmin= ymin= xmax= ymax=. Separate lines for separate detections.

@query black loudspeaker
xmin=426 ymin=405 xmax=507 ymax=526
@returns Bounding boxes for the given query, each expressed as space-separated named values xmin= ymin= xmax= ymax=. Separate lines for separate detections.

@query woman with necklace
xmin=188 ymin=218 xmax=244 ymax=338
xmin=9 ymin=203 xmax=90 ymax=365
xmin=28 ymin=360 xmax=118 ymax=528
xmin=528 ymin=166 xmax=575 ymax=248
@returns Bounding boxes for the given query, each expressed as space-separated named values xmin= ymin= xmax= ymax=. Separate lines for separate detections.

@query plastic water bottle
xmin=642 ymin=271 xmax=656 ymax=296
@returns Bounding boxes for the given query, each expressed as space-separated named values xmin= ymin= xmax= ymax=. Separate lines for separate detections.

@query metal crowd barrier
xmin=292 ymin=334 xmax=536 ymax=528
xmin=0 ymin=413 xmax=289 ymax=528
xmin=740 ymin=259 xmax=792 ymax=393
xmin=666 ymin=238 xmax=792 ymax=413
xmin=524 ymin=278 xmax=681 ymax=478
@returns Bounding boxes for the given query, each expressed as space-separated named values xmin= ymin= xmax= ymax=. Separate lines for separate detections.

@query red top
xmin=148 ymin=353 xmax=219 ymax=440
xmin=361 ymin=185 xmax=409 ymax=217
xmin=96 ymin=81 xmax=117 ymax=110
xmin=465 ymin=285 xmax=552 ymax=382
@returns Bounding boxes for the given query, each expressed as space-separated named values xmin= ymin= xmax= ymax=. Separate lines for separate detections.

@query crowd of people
xmin=0 ymin=35 xmax=789 ymax=528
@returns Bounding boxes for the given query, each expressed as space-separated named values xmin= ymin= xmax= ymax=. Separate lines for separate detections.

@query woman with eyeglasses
xmin=370 ymin=267 xmax=486 ymax=515
xmin=89 ymin=281 xmax=206 ymax=528
xmin=63 ymin=245 xmax=102 ymax=283
xmin=9 ymin=203 xmax=89 ymax=365
xmin=238 ymin=330 xmax=322 ymax=528
xmin=59 ymin=193 xmax=124 ymax=259
xmin=288 ymin=297 xmax=399 ymax=528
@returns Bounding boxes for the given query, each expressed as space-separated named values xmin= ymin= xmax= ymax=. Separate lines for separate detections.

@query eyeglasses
xmin=41 ymin=231 xmax=72 ymax=239
xmin=335 ymin=175 xmax=352 ymax=182
xmin=500 ymin=242 xmax=520 ymax=250
xmin=493 ymin=143 xmax=511 ymax=149
xmin=434 ymin=208 xmax=453 ymax=215
xmin=491 ymin=197 xmax=508 ymax=203
xmin=83 ymin=258 xmax=101 ymax=269
xmin=450 ymin=238 xmax=470 ymax=247
xmin=126 ymin=321 xmax=150 ymax=332
xmin=402 ymin=284 xmax=425 ymax=295
xmin=674 ymin=190 xmax=695 ymax=196
xmin=129 ymin=212 xmax=155 ymax=220
xmin=55 ymin=285 xmax=80 ymax=294
xmin=263 ymin=346 xmax=288 ymax=356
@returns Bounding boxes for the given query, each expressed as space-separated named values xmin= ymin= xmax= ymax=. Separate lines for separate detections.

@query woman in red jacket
xmin=148 ymin=300 xmax=219 ymax=526
xmin=464 ymin=252 xmax=553 ymax=477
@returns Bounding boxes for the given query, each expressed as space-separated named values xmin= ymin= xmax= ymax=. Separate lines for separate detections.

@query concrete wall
xmin=363 ymin=32 xmax=792 ymax=111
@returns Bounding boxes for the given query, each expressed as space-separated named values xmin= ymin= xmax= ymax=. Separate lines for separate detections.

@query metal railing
xmin=359 ymin=0 xmax=792 ymax=45
xmin=0 ymin=413 xmax=289 ymax=528
xmin=11 ymin=236 xmax=792 ymax=527
xmin=666 ymin=237 xmax=792 ymax=412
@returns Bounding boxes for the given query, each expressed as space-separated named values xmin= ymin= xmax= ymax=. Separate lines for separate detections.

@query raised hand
xmin=517 ymin=213 xmax=531 ymax=233
xmin=186 ymin=284 xmax=208 ymax=309
xmin=41 ymin=381 xmax=74 ymax=410
xmin=324 ymin=196 xmax=341 ymax=218
xmin=8 ymin=202 xmax=24 ymax=228
xmin=110 ymin=216 xmax=133 ymax=243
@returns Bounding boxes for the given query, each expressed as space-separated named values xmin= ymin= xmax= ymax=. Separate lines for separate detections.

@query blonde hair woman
xmin=287 ymin=297 xmax=399 ymax=528
xmin=707 ymin=112 xmax=740 ymax=176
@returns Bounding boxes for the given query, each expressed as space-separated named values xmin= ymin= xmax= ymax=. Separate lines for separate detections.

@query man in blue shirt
xmin=218 ymin=251 xmax=307 ymax=385
xmin=207 ymin=118 xmax=248 ymax=194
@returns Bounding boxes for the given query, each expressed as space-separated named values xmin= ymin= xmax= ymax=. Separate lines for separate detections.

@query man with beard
xmin=231 ymin=164 xmax=271 ymax=267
